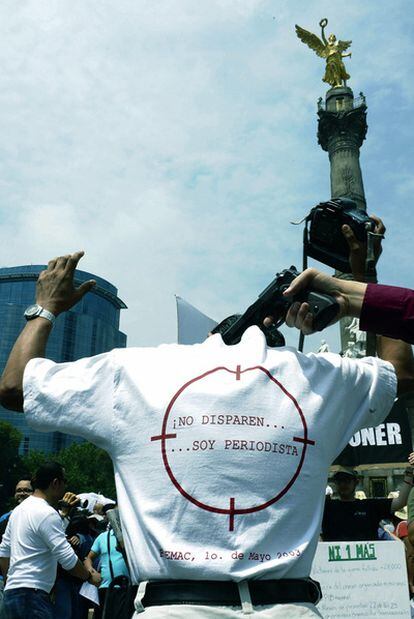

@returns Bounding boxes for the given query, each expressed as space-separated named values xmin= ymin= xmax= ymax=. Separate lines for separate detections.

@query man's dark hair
xmin=16 ymin=478 xmax=32 ymax=486
xmin=211 ymin=314 xmax=285 ymax=348
xmin=32 ymin=461 xmax=65 ymax=490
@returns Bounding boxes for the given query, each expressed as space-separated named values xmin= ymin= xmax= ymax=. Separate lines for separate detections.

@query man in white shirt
xmin=0 ymin=461 xmax=101 ymax=619
xmin=0 ymin=251 xmax=413 ymax=618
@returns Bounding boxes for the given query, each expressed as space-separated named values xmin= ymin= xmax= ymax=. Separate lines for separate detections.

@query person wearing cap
xmin=321 ymin=462 xmax=414 ymax=542
xmin=0 ymin=239 xmax=413 ymax=618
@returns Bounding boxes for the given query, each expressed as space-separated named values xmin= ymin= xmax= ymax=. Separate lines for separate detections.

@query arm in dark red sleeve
xmin=360 ymin=284 xmax=414 ymax=344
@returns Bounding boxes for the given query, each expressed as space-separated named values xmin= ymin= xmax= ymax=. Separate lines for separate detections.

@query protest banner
xmin=334 ymin=398 xmax=411 ymax=467
xmin=311 ymin=541 xmax=411 ymax=618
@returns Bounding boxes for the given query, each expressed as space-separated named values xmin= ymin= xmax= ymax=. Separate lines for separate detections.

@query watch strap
xmin=37 ymin=308 xmax=56 ymax=325
xmin=25 ymin=305 xmax=56 ymax=325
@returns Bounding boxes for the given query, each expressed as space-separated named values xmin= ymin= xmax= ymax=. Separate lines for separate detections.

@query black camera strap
xmin=298 ymin=225 xmax=311 ymax=352
xmin=107 ymin=530 xmax=115 ymax=582
xmin=364 ymin=230 xmax=379 ymax=357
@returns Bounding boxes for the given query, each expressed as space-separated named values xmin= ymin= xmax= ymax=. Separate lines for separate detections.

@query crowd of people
xmin=0 ymin=219 xmax=413 ymax=618
xmin=1 ymin=460 xmax=414 ymax=618
xmin=0 ymin=467 xmax=128 ymax=618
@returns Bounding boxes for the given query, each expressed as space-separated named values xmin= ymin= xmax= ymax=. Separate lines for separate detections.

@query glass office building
xmin=0 ymin=265 xmax=127 ymax=454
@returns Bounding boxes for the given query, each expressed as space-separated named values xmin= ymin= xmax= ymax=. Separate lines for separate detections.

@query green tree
xmin=20 ymin=442 xmax=116 ymax=501
xmin=0 ymin=421 xmax=23 ymax=512
xmin=57 ymin=442 xmax=116 ymax=499
xmin=20 ymin=449 xmax=48 ymax=477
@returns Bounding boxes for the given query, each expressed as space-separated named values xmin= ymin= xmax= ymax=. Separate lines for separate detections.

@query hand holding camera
xmin=303 ymin=197 xmax=382 ymax=274
xmin=342 ymin=214 xmax=385 ymax=281
xmin=284 ymin=208 xmax=385 ymax=335
xmin=59 ymin=492 xmax=81 ymax=518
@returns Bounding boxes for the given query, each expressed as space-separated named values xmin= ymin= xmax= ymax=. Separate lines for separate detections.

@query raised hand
xmin=36 ymin=251 xmax=96 ymax=316
xmin=342 ymin=215 xmax=385 ymax=282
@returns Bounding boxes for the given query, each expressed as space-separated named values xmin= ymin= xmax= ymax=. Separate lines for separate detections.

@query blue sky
xmin=0 ymin=1 xmax=412 ymax=351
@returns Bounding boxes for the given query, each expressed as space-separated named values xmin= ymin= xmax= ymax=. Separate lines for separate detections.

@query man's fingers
xmin=67 ymin=495 xmax=80 ymax=506
xmin=287 ymin=302 xmax=309 ymax=329
xmin=342 ymin=225 xmax=360 ymax=251
xmin=286 ymin=302 xmax=300 ymax=328
xmin=47 ymin=257 xmax=58 ymax=271
xmin=56 ymin=255 xmax=71 ymax=270
xmin=283 ymin=268 xmax=319 ymax=297
xmin=370 ymin=214 xmax=386 ymax=235
xmin=75 ymin=280 xmax=96 ymax=300
xmin=301 ymin=311 xmax=315 ymax=336
xmin=64 ymin=251 xmax=85 ymax=275
xmin=295 ymin=302 xmax=311 ymax=330
xmin=286 ymin=302 xmax=315 ymax=335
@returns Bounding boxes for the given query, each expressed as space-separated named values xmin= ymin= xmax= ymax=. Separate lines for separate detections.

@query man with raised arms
xmin=0 ymin=234 xmax=413 ymax=618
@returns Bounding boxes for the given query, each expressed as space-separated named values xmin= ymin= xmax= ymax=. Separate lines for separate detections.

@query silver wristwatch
xmin=24 ymin=304 xmax=56 ymax=325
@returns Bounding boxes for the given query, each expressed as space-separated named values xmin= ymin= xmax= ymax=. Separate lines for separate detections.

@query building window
xmin=23 ymin=436 xmax=30 ymax=455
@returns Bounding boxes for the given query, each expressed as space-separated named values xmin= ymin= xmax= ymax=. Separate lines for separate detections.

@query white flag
xmin=175 ymin=295 xmax=218 ymax=345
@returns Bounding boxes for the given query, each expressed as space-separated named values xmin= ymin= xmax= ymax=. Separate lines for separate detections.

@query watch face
xmin=25 ymin=304 xmax=41 ymax=318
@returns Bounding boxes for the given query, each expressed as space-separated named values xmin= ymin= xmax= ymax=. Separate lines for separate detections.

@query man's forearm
xmin=331 ymin=277 xmax=367 ymax=317
xmin=377 ymin=336 xmax=414 ymax=395
xmin=67 ymin=558 xmax=90 ymax=581
xmin=84 ymin=556 xmax=94 ymax=573
xmin=0 ymin=318 xmax=53 ymax=412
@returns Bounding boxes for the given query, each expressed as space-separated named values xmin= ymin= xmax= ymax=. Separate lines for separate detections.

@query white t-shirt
xmin=0 ymin=495 xmax=78 ymax=592
xmin=23 ymin=327 xmax=396 ymax=583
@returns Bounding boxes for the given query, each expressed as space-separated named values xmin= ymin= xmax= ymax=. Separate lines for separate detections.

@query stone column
xmin=317 ymin=87 xmax=368 ymax=352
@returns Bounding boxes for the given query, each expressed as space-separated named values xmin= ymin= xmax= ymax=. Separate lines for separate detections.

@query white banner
xmin=311 ymin=541 xmax=410 ymax=618
xmin=175 ymin=295 xmax=217 ymax=344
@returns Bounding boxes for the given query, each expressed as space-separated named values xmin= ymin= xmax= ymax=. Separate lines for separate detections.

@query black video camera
xmin=304 ymin=197 xmax=376 ymax=272
xmin=221 ymin=266 xmax=338 ymax=345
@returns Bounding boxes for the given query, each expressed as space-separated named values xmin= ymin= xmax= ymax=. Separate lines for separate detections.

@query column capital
xmin=317 ymin=107 xmax=368 ymax=152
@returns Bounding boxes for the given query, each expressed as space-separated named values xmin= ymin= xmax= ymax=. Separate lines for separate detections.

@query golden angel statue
xmin=295 ymin=18 xmax=352 ymax=88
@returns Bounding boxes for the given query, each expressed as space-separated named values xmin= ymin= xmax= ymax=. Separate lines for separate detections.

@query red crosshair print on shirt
xmin=151 ymin=365 xmax=316 ymax=531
